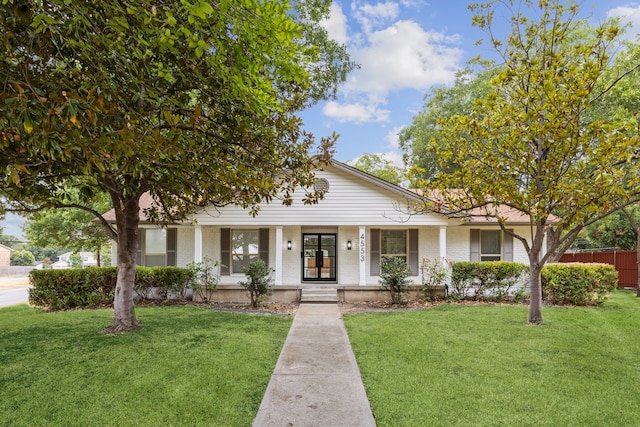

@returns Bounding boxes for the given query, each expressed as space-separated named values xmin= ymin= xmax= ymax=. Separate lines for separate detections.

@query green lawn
xmin=0 ymin=305 xmax=291 ymax=427
xmin=344 ymin=290 xmax=640 ymax=427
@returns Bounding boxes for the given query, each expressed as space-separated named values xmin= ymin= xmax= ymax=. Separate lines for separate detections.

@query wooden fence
xmin=558 ymin=250 xmax=638 ymax=288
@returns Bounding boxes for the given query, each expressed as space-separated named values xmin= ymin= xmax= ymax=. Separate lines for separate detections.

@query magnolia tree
xmin=0 ymin=0 xmax=355 ymax=332
xmin=418 ymin=0 xmax=640 ymax=324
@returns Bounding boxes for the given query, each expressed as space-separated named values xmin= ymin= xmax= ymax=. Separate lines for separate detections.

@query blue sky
xmin=2 ymin=1 xmax=640 ymax=240
xmin=302 ymin=1 xmax=640 ymax=165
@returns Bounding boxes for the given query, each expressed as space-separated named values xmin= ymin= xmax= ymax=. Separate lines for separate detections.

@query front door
xmin=302 ymin=234 xmax=336 ymax=282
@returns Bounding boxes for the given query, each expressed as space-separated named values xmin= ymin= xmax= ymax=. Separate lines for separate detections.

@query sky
xmin=301 ymin=1 xmax=640 ymax=166
xmin=2 ymin=1 xmax=640 ymax=240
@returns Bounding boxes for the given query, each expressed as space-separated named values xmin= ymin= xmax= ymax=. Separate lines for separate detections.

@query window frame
xmin=380 ymin=229 xmax=408 ymax=264
xmin=230 ymin=229 xmax=260 ymax=274
xmin=479 ymin=229 xmax=502 ymax=261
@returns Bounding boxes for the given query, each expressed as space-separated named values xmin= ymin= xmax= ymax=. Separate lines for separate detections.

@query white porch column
xmin=275 ymin=226 xmax=283 ymax=285
xmin=359 ymin=226 xmax=366 ymax=286
xmin=439 ymin=226 xmax=447 ymax=259
xmin=194 ymin=226 xmax=203 ymax=263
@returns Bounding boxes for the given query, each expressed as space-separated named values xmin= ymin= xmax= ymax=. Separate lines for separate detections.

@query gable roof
xmin=100 ymin=159 xmax=552 ymax=226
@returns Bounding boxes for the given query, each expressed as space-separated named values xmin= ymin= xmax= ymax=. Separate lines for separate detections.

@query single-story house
xmin=53 ymin=251 xmax=98 ymax=269
xmin=107 ymin=160 xmax=545 ymax=302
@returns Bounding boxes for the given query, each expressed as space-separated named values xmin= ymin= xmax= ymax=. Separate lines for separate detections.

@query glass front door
xmin=302 ymin=234 xmax=336 ymax=281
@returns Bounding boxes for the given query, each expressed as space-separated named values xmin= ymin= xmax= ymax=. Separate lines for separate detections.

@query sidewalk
xmin=253 ymin=303 xmax=376 ymax=427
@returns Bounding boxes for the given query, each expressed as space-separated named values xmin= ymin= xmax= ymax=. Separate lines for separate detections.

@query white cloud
xmin=386 ymin=125 xmax=406 ymax=149
xmin=321 ymin=2 xmax=349 ymax=44
xmin=346 ymin=20 xmax=462 ymax=95
xmin=323 ymin=100 xmax=390 ymax=123
xmin=352 ymin=1 xmax=400 ymax=33
xmin=607 ymin=5 xmax=640 ymax=42
xmin=320 ymin=3 xmax=462 ymax=125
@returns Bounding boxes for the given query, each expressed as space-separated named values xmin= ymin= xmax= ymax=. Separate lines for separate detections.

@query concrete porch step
xmin=300 ymin=288 xmax=338 ymax=303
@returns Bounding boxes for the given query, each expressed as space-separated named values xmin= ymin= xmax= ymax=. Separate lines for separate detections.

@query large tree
xmin=399 ymin=62 xmax=499 ymax=186
xmin=23 ymin=187 xmax=112 ymax=265
xmin=348 ymin=153 xmax=405 ymax=185
xmin=0 ymin=0 xmax=354 ymax=332
xmin=419 ymin=0 xmax=640 ymax=324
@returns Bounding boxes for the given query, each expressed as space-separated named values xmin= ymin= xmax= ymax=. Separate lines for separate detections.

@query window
xmin=145 ymin=229 xmax=167 ymax=267
xmin=480 ymin=230 xmax=502 ymax=261
xmin=370 ymin=229 xmax=419 ymax=276
xmin=381 ymin=230 xmax=407 ymax=263
xmin=136 ymin=228 xmax=177 ymax=267
xmin=231 ymin=229 xmax=259 ymax=273
xmin=470 ymin=229 xmax=513 ymax=262
xmin=220 ymin=228 xmax=268 ymax=276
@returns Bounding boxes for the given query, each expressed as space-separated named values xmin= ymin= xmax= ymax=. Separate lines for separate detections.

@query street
xmin=0 ymin=287 xmax=29 ymax=308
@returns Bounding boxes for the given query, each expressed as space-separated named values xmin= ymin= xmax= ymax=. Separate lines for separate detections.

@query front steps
xmin=300 ymin=288 xmax=338 ymax=303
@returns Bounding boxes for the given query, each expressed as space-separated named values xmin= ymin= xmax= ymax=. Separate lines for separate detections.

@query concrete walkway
xmin=253 ymin=303 xmax=376 ymax=427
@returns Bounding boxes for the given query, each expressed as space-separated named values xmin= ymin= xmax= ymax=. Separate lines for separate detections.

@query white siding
xmin=190 ymin=165 xmax=448 ymax=227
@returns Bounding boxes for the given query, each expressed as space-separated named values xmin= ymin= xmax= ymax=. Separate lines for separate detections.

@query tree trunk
xmin=103 ymin=195 xmax=141 ymax=333
xmin=528 ymin=252 xmax=544 ymax=325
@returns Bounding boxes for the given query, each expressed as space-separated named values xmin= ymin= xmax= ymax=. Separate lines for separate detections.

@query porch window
xmin=220 ymin=228 xmax=269 ymax=276
xmin=381 ymin=230 xmax=407 ymax=263
xmin=370 ymin=229 xmax=418 ymax=275
xmin=232 ymin=229 xmax=259 ymax=273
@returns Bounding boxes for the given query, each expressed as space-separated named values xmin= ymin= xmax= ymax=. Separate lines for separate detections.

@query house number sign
xmin=359 ymin=233 xmax=365 ymax=262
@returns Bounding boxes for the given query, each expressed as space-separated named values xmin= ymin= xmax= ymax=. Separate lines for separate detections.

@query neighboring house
xmin=55 ymin=251 xmax=98 ymax=269
xmin=106 ymin=160 xmax=551 ymax=301
xmin=0 ymin=244 xmax=11 ymax=267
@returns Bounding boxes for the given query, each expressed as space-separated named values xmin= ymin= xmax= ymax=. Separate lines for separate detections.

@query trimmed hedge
xmin=541 ymin=263 xmax=617 ymax=306
xmin=450 ymin=261 xmax=529 ymax=301
xmin=29 ymin=267 xmax=118 ymax=311
xmin=29 ymin=266 xmax=194 ymax=311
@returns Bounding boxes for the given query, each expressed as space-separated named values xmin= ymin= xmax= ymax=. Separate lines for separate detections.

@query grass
xmin=0 ymin=304 xmax=291 ymax=427
xmin=344 ymin=290 xmax=640 ymax=427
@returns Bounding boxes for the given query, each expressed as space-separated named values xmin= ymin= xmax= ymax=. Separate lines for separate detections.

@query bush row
xmin=450 ymin=261 xmax=530 ymax=301
xmin=541 ymin=263 xmax=618 ymax=306
xmin=442 ymin=261 xmax=617 ymax=305
xmin=29 ymin=266 xmax=195 ymax=311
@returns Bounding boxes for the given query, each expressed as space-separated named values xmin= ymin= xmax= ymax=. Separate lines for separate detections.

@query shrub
xmin=541 ymin=263 xmax=617 ymax=306
xmin=420 ymin=257 xmax=452 ymax=300
xmin=29 ymin=267 xmax=118 ymax=310
xmin=379 ymin=256 xmax=413 ymax=304
xmin=186 ymin=257 xmax=221 ymax=302
xmin=29 ymin=266 xmax=193 ymax=310
xmin=238 ymin=259 xmax=273 ymax=308
xmin=134 ymin=266 xmax=193 ymax=300
xmin=450 ymin=262 xmax=529 ymax=301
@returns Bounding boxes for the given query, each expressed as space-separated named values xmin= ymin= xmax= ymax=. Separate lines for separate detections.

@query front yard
xmin=0 ymin=305 xmax=291 ymax=427
xmin=344 ymin=290 xmax=640 ymax=426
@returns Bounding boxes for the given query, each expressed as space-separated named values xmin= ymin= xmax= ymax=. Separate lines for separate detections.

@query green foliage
xmin=134 ymin=267 xmax=193 ymax=301
xmin=10 ymin=249 xmax=34 ymax=266
xmin=348 ymin=153 xmax=405 ymax=184
xmin=418 ymin=0 xmax=640 ymax=324
xmin=0 ymin=0 xmax=353 ymax=330
xmin=584 ymin=206 xmax=639 ymax=250
xmin=419 ymin=257 xmax=452 ymax=300
xmin=29 ymin=267 xmax=118 ymax=310
xmin=69 ymin=253 xmax=82 ymax=268
xmin=238 ymin=259 xmax=274 ymax=308
xmin=23 ymin=188 xmax=112 ymax=258
xmin=379 ymin=257 xmax=413 ymax=304
xmin=450 ymin=262 xmax=529 ymax=301
xmin=186 ymin=256 xmax=221 ymax=302
xmin=29 ymin=266 xmax=193 ymax=310
xmin=542 ymin=263 xmax=618 ymax=306
xmin=399 ymin=63 xmax=499 ymax=185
